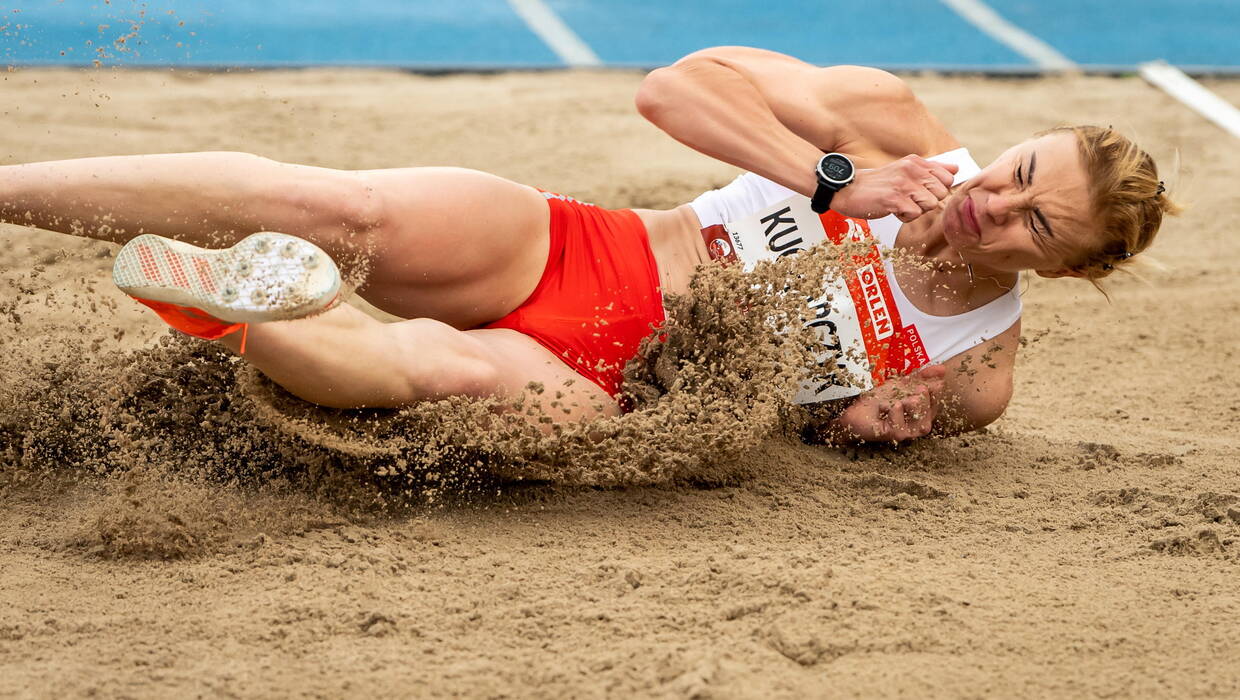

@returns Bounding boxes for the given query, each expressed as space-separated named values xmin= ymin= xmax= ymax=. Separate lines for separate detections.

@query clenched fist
xmin=829 ymin=365 xmax=947 ymax=443
xmin=830 ymin=155 xmax=958 ymax=222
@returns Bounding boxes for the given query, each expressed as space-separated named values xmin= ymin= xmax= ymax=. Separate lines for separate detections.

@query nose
xmin=983 ymin=192 xmax=1024 ymax=225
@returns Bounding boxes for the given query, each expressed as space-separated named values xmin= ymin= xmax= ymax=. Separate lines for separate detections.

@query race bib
xmin=707 ymin=194 xmax=929 ymax=403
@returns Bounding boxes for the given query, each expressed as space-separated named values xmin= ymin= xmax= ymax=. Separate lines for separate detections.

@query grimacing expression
xmin=943 ymin=132 xmax=1096 ymax=278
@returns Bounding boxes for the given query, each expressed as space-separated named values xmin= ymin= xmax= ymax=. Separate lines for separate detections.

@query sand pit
xmin=2 ymin=67 xmax=1239 ymax=697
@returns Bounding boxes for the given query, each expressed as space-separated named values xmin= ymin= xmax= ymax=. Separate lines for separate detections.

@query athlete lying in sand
xmin=0 ymin=47 xmax=1176 ymax=444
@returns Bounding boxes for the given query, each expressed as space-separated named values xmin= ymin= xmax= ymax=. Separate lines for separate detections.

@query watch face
xmin=820 ymin=154 xmax=853 ymax=184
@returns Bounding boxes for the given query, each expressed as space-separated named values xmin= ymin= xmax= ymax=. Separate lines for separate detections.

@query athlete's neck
xmin=898 ymin=204 xmax=1016 ymax=292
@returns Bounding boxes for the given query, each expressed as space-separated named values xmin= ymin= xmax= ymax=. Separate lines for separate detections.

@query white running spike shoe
xmin=113 ymin=232 xmax=341 ymax=324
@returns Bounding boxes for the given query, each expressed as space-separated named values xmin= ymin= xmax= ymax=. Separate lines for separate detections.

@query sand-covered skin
xmin=2 ymin=68 xmax=1239 ymax=697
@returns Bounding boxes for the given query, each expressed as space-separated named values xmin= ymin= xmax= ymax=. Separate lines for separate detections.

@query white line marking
xmin=506 ymin=0 xmax=601 ymax=67
xmin=1140 ymin=60 xmax=1240 ymax=140
xmin=938 ymin=0 xmax=1076 ymax=71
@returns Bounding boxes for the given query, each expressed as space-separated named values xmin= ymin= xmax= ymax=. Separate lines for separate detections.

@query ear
xmin=1035 ymin=267 xmax=1087 ymax=279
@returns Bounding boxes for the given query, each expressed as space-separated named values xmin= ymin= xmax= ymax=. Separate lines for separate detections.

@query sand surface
xmin=2 ymin=68 xmax=1239 ymax=698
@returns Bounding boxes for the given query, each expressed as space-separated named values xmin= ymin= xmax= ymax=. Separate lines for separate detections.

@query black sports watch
xmin=810 ymin=152 xmax=855 ymax=214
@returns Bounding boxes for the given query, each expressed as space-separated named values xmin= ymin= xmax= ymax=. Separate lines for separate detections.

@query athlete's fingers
xmin=918 ymin=376 xmax=945 ymax=408
xmin=928 ymin=162 xmax=958 ymax=189
xmin=910 ymin=190 xmax=938 ymax=213
xmin=845 ymin=397 xmax=883 ymax=440
xmin=917 ymin=381 xmax=932 ymax=413
xmin=907 ymin=389 xmax=934 ymax=425
xmin=904 ymin=396 xmax=934 ymax=437
xmin=885 ymin=399 xmax=907 ymax=438
xmin=882 ymin=396 xmax=920 ymax=441
xmin=922 ymin=177 xmax=950 ymax=200
xmin=905 ymin=155 xmax=958 ymax=189
xmin=895 ymin=202 xmax=925 ymax=222
xmin=870 ymin=399 xmax=887 ymax=428
xmin=900 ymin=398 xmax=918 ymax=424
xmin=924 ymin=379 xmax=942 ymax=409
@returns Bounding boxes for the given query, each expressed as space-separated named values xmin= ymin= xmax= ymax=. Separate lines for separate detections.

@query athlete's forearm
xmin=0 ymin=152 xmax=373 ymax=245
xmin=636 ymin=54 xmax=824 ymax=196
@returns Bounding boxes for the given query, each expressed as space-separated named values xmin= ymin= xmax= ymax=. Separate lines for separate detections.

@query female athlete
xmin=0 ymin=47 xmax=1176 ymax=443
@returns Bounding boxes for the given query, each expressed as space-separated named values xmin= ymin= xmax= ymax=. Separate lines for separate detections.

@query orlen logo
xmin=855 ymin=263 xmax=894 ymax=340
xmin=708 ymin=237 xmax=733 ymax=259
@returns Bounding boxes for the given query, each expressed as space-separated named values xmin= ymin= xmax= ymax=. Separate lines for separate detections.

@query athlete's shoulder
xmin=809 ymin=66 xmax=961 ymax=164
xmin=811 ymin=65 xmax=915 ymax=105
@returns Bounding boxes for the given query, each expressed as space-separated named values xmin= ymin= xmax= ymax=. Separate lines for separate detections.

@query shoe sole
xmin=113 ymin=232 xmax=342 ymax=324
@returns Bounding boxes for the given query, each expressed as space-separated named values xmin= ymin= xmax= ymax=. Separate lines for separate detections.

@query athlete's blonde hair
xmin=1041 ymin=125 xmax=1181 ymax=281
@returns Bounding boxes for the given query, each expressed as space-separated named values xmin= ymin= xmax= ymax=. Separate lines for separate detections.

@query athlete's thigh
xmin=467 ymin=328 xmax=622 ymax=423
xmin=354 ymin=167 xmax=551 ymax=326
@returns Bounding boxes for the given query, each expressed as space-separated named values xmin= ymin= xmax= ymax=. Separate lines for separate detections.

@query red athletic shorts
xmin=485 ymin=192 xmax=665 ymax=399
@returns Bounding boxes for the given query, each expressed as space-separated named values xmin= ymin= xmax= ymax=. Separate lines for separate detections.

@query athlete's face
xmin=941 ymin=132 xmax=1096 ymax=278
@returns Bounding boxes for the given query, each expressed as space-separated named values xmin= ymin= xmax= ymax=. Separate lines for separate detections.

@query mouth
xmin=961 ymin=195 xmax=981 ymax=237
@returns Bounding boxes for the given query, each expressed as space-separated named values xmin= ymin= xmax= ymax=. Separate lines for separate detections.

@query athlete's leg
xmin=0 ymin=154 xmax=551 ymax=328
xmin=10 ymin=155 xmax=623 ymax=415
xmin=216 ymin=304 xmax=619 ymax=422
xmin=0 ymin=152 xmax=380 ymax=248
xmin=344 ymin=167 xmax=550 ymax=328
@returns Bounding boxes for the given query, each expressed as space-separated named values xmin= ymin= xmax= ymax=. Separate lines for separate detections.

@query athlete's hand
xmin=830 ymin=365 xmax=947 ymax=443
xmin=831 ymin=156 xmax=958 ymax=222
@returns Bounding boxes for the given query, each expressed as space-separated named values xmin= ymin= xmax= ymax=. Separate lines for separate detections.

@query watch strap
xmin=810 ymin=183 xmax=835 ymax=214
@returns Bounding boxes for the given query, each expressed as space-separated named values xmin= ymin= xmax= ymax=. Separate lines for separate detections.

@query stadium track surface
xmin=4 ymin=0 xmax=1240 ymax=74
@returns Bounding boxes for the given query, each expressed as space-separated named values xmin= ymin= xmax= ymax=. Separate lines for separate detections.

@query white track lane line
xmin=1140 ymin=60 xmax=1240 ymax=140
xmin=938 ymin=0 xmax=1076 ymax=71
xmin=506 ymin=0 xmax=601 ymax=67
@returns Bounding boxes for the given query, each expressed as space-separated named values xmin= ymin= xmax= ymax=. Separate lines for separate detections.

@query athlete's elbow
xmin=635 ymin=66 xmax=679 ymax=122
xmin=965 ymin=401 xmax=1008 ymax=433
xmin=944 ymin=383 xmax=1012 ymax=436
xmin=636 ymin=53 xmax=730 ymax=120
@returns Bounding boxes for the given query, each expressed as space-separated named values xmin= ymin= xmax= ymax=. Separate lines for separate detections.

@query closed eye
xmin=1028 ymin=152 xmax=1055 ymax=239
xmin=1015 ymin=161 xmax=1040 ymax=236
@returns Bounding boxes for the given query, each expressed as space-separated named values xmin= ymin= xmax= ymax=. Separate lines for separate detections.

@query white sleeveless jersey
xmin=689 ymin=148 xmax=1021 ymax=404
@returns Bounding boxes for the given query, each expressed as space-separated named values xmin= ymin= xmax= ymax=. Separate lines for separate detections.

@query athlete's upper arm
xmin=663 ymin=47 xmax=932 ymax=156
xmin=937 ymin=320 xmax=1021 ymax=433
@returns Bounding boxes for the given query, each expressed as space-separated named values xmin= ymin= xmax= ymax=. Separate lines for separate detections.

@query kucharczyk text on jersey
xmin=803 ymin=290 xmax=855 ymax=390
xmin=760 ymin=206 xmax=801 ymax=256
xmin=756 ymin=216 xmax=891 ymax=402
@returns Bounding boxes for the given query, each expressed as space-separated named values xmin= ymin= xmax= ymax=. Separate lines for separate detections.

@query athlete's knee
xmin=307 ymin=172 xmax=385 ymax=235
xmin=252 ymin=161 xmax=387 ymax=238
xmin=390 ymin=319 xmax=503 ymax=400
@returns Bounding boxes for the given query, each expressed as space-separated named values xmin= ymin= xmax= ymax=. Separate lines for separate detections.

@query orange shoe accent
xmin=131 ymin=297 xmax=245 ymax=342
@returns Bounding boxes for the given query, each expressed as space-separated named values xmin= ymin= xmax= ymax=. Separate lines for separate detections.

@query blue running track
xmin=2 ymin=0 xmax=1238 ymax=72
